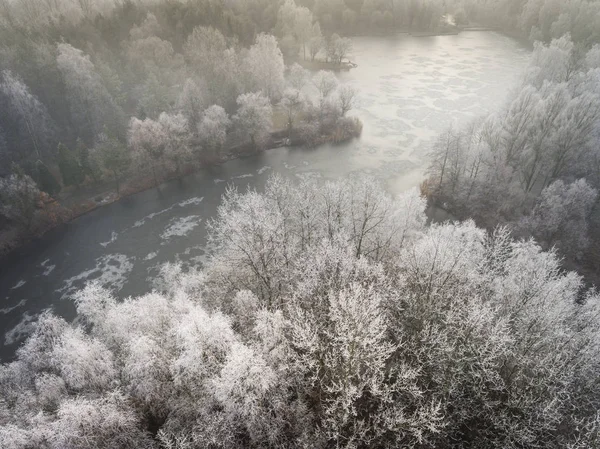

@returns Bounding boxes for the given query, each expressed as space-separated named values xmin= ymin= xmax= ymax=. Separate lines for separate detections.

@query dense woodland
xmin=0 ymin=0 xmax=372 ymax=250
xmin=461 ymin=0 xmax=600 ymax=44
xmin=3 ymin=176 xmax=600 ymax=448
xmin=425 ymin=33 xmax=600 ymax=283
xmin=3 ymin=0 xmax=600 ymax=447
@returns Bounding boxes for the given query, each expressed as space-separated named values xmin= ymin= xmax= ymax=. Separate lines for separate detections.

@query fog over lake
xmin=0 ymin=32 xmax=528 ymax=359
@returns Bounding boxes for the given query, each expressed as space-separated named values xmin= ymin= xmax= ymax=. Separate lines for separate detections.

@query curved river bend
xmin=0 ymin=32 xmax=529 ymax=359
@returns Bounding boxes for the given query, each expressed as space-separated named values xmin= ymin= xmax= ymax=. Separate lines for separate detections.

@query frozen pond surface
xmin=0 ymin=32 xmax=529 ymax=359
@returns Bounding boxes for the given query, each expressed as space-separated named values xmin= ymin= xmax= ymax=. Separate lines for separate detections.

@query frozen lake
xmin=0 ymin=32 xmax=529 ymax=359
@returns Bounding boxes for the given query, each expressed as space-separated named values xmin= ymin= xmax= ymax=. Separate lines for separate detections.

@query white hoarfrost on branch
xmin=2 ymin=176 xmax=600 ymax=449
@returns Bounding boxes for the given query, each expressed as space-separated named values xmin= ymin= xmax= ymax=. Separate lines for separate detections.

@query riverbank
xmin=0 ymin=121 xmax=362 ymax=261
xmin=299 ymin=60 xmax=358 ymax=71
xmin=0 ymin=136 xmax=273 ymax=260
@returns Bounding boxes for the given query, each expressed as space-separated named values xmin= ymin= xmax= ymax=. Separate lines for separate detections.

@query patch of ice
xmin=0 ymin=299 xmax=27 ymax=315
xmin=178 ymin=197 xmax=204 ymax=207
xmin=4 ymin=311 xmax=39 ymax=346
xmin=233 ymin=174 xmax=253 ymax=179
xmin=128 ymin=197 xmax=204 ymax=230
xmin=40 ymin=259 xmax=56 ymax=276
xmin=133 ymin=205 xmax=177 ymax=228
xmin=100 ymin=231 xmax=119 ymax=247
xmin=145 ymin=252 xmax=158 ymax=261
xmin=161 ymin=216 xmax=201 ymax=241
xmin=10 ymin=280 xmax=26 ymax=290
xmin=58 ymin=254 xmax=135 ymax=299
xmin=295 ymin=171 xmax=323 ymax=182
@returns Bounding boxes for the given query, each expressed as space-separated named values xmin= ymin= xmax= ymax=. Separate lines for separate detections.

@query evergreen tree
xmin=97 ymin=135 xmax=131 ymax=194
xmin=34 ymin=160 xmax=61 ymax=196
xmin=58 ymin=143 xmax=85 ymax=187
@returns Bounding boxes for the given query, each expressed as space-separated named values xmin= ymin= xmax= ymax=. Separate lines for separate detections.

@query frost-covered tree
xmin=312 ymin=70 xmax=339 ymax=107
xmin=206 ymin=175 xmax=426 ymax=307
xmin=183 ymin=26 xmax=241 ymax=108
xmin=311 ymin=70 xmax=340 ymax=126
xmin=308 ymin=25 xmax=324 ymax=61
xmin=326 ymin=33 xmax=352 ymax=64
xmin=177 ymin=78 xmax=205 ymax=131
xmin=56 ymin=43 xmax=124 ymax=142
xmin=128 ymin=116 xmax=167 ymax=187
xmin=279 ymin=88 xmax=305 ymax=136
xmin=197 ymin=105 xmax=231 ymax=161
xmin=521 ymin=179 xmax=598 ymax=257
xmin=125 ymin=29 xmax=185 ymax=90
xmin=0 ymin=70 xmax=55 ymax=161
xmin=276 ymin=0 xmax=314 ymax=60
xmin=158 ymin=112 xmax=191 ymax=177
xmin=0 ymin=173 xmax=40 ymax=228
xmin=244 ymin=33 xmax=285 ymax=101
xmin=287 ymin=63 xmax=310 ymax=92
xmin=3 ymin=176 xmax=600 ymax=448
xmin=425 ymin=35 xmax=600 ymax=268
xmin=336 ymin=84 xmax=357 ymax=116
xmin=233 ymin=92 xmax=273 ymax=148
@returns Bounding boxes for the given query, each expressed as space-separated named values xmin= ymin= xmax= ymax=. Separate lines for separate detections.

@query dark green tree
xmin=58 ymin=143 xmax=85 ymax=187
xmin=98 ymin=136 xmax=131 ymax=194
xmin=76 ymin=138 xmax=102 ymax=183
xmin=34 ymin=160 xmax=61 ymax=196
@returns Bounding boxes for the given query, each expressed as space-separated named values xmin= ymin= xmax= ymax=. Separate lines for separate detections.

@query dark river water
xmin=0 ymin=32 xmax=529 ymax=359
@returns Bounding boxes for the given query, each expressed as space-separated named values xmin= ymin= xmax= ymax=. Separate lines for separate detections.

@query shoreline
xmin=0 ymin=26 xmax=527 ymax=261
xmin=0 ymin=127 xmax=357 ymax=261
xmin=0 ymin=134 xmax=278 ymax=260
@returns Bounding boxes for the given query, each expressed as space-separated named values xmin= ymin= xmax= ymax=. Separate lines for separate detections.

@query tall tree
xmin=244 ymin=34 xmax=285 ymax=101
xmin=96 ymin=134 xmax=130 ymax=195
xmin=233 ymin=92 xmax=273 ymax=149
xmin=56 ymin=43 xmax=124 ymax=143
xmin=198 ymin=105 xmax=231 ymax=161
xmin=0 ymin=70 xmax=55 ymax=161
xmin=0 ymin=172 xmax=40 ymax=229
xmin=58 ymin=143 xmax=85 ymax=188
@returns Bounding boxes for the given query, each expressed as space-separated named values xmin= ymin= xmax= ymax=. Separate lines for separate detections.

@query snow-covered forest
xmin=460 ymin=0 xmax=600 ymax=44
xmin=2 ymin=0 xmax=600 ymax=448
xmin=425 ymin=33 xmax=600 ymax=283
xmin=0 ymin=0 xmax=369 ymax=251
xmin=3 ymin=176 xmax=600 ymax=448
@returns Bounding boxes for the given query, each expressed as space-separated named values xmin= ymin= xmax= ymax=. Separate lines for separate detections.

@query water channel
xmin=0 ymin=32 xmax=530 ymax=359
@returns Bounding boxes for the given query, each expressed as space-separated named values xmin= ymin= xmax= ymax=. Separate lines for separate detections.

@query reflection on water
xmin=0 ymin=32 xmax=529 ymax=359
